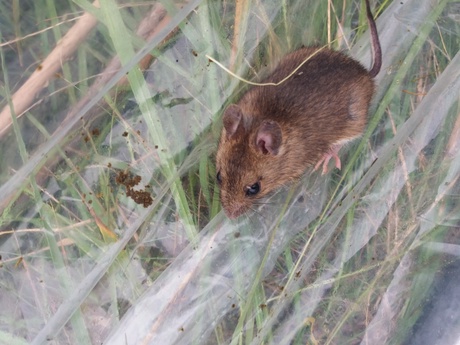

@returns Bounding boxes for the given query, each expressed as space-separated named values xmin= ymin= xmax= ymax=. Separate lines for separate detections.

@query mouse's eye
xmin=245 ymin=182 xmax=260 ymax=196
xmin=216 ymin=171 xmax=222 ymax=185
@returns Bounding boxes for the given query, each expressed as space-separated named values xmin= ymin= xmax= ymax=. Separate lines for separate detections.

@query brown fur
xmin=216 ymin=0 xmax=381 ymax=218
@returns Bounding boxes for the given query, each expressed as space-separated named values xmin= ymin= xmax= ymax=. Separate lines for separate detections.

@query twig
xmin=0 ymin=1 xmax=100 ymax=138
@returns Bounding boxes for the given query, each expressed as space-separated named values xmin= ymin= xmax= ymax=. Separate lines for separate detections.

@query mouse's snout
xmin=222 ymin=200 xmax=248 ymax=219
xmin=220 ymin=192 xmax=250 ymax=219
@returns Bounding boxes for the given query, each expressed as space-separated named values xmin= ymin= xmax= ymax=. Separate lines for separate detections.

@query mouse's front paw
xmin=314 ymin=145 xmax=343 ymax=175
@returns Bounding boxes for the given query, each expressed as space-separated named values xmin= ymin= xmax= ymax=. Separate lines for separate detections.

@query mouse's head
xmin=216 ymin=104 xmax=287 ymax=218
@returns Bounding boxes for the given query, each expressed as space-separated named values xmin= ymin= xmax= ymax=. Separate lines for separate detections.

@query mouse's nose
xmin=222 ymin=200 xmax=247 ymax=219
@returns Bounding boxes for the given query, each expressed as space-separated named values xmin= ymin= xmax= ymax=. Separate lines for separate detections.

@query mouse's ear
xmin=256 ymin=120 xmax=282 ymax=155
xmin=223 ymin=104 xmax=243 ymax=139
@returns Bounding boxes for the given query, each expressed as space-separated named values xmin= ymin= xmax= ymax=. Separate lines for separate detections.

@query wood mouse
xmin=216 ymin=0 xmax=382 ymax=218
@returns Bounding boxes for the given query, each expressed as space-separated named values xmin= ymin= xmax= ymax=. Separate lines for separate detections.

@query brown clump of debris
xmin=82 ymin=127 xmax=101 ymax=143
xmin=115 ymin=171 xmax=153 ymax=207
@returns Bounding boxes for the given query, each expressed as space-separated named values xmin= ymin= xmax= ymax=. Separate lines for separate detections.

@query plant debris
xmin=115 ymin=171 xmax=153 ymax=207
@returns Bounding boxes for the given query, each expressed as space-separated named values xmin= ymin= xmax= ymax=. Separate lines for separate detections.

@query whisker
xmin=252 ymin=200 xmax=273 ymax=206
xmin=250 ymin=206 xmax=262 ymax=218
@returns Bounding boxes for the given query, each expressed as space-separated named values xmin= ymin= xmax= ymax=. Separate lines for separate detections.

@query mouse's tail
xmin=365 ymin=0 xmax=382 ymax=78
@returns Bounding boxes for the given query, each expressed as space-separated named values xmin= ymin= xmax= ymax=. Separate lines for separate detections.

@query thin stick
xmin=0 ymin=1 xmax=100 ymax=138
xmin=206 ymin=45 xmax=326 ymax=87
